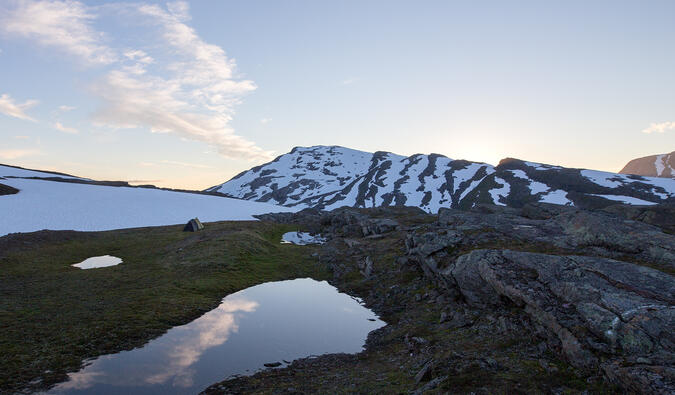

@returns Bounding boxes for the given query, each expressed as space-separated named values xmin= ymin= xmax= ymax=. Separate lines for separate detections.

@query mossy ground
xmin=1 ymin=210 xmax=627 ymax=394
xmin=0 ymin=221 xmax=328 ymax=393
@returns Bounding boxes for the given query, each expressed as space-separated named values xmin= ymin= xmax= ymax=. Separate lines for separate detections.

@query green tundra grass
xmin=0 ymin=221 xmax=328 ymax=393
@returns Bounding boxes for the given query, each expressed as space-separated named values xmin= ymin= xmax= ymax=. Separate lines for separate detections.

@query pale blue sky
xmin=1 ymin=0 xmax=673 ymax=189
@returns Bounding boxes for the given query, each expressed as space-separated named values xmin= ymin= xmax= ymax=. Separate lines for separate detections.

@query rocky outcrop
xmin=433 ymin=204 xmax=675 ymax=271
xmin=0 ymin=182 xmax=19 ymax=196
xmin=445 ymin=249 xmax=674 ymax=393
xmin=401 ymin=203 xmax=675 ymax=392
xmin=602 ymin=203 xmax=675 ymax=234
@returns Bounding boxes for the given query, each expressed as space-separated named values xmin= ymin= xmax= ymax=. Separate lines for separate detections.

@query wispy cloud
xmin=0 ymin=149 xmax=40 ymax=160
xmin=1 ymin=0 xmax=116 ymax=65
xmin=139 ymin=160 xmax=213 ymax=169
xmin=1 ymin=1 xmax=271 ymax=161
xmin=160 ymin=160 xmax=213 ymax=169
xmin=260 ymin=118 xmax=271 ymax=125
xmin=58 ymin=105 xmax=76 ymax=112
xmin=642 ymin=121 xmax=675 ymax=134
xmin=341 ymin=78 xmax=357 ymax=85
xmin=0 ymin=93 xmax=38 ymax=121
xmin=54 ymin=121 xmax=79 ymax=134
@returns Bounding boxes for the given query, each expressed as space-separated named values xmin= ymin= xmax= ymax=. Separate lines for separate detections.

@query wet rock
xmin=414 ymin=359 xmax=433 ymax=384
xmin=360 ymin=256 xmax=373 ymax=278
xmin=361 ymin=218 xmax=399 ymax=236
xmin=412 ymin=375 xmax=446 ymax=395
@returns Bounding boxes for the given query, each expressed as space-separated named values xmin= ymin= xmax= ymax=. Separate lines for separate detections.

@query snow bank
xmin=72 ymin=255 xmax=123 ymax=269
xmin=589 ymin=194 xmax=658 ymax=206
xmin=0 ymin=178 xmax=294 ymax=237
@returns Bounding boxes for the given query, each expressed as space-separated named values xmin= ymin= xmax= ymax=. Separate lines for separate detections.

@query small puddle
xmin=280 ymin=231 xmax=326 ymax=245
xmin=48 ymin=278 xmax=384 ymax=394
xmin=72 ymin=255 xmax=122 ymax=269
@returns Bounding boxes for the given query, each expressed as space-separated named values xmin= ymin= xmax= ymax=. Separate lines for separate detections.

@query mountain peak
xmin=620 ymin=151 xmax=675 ymax=178
xmin=208 ymin=146 xmax=675 ymax=212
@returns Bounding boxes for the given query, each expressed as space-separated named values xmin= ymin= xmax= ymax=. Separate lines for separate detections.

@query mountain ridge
xmin=208 ymin=145 xmax=675 ymax=212
xmin=620 ymin=151 xmax=675 ymax=178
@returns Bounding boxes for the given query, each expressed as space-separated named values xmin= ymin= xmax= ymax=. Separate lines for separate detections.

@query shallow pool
xmin=71 ymin=255 xmax=122 ymax=269
xmin=280 ymin=231 xmax=326 ymax=245
xmin=48 ymin=278 xmax=384 ymax=394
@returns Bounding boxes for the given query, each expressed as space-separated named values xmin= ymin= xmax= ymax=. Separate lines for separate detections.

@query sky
xmin=0 ymin=0 xmax=674 ymax=190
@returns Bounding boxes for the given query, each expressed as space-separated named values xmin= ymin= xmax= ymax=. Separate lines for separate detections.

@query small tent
xmin=183 ymin=217 xmax=204 ymax=232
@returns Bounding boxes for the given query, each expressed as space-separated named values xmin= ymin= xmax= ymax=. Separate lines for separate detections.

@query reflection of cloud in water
xmin=58 ymin=370 xmax=105 ymax=390
xmin=57 ymin=297 xmax=258 ymax=391
xmin=146 ymin=298 xmax=258 ymax=387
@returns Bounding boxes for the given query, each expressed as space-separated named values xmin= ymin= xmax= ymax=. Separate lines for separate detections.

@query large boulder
xmin=552 ymin=210 xmax=675 ymax=270
xmin=442 ymin=249 xmax=674 ymax=393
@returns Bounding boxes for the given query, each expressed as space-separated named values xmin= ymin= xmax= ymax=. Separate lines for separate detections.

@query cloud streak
xmin=1 ymin=0 xmax=271 ymax=160
xmin=642 ymin=121 xmax=675 ymax=134
xmin=0 ymin=149 xmax=40 ymax=160
xmin=1 ymin=0 xmax=116 ymax=65
xmin=54 ymin=121 xmax=79 ymax=134
xmin=0 ymin=93 xmax=38 ymax=121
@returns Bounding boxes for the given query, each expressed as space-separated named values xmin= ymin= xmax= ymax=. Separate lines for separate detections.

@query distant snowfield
xmin=0 ymin=178 xmax=294 ymax=237
xmin=0 ymin=164 xmax=84 ymax=180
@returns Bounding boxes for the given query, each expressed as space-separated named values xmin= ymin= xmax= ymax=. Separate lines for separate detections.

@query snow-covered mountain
xmin=0 ymin=164 xmax=293 ymax=237
xmin=208 ymin=145 xmax=675 ymax=212
xmin=620 ymin=151 xmax=675 ymax=178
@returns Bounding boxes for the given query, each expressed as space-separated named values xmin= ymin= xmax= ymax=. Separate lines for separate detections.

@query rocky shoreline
xmin=206 ymin=203 xmax=674 ymax=394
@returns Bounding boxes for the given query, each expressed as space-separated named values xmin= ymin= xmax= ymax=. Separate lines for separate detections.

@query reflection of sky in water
xmin=280 ymin=231 xmax=326 ymax=245
xmin=48 ymin=278 xmax=384 ymax=395
xmin=71 ymin=255 xmax=122 ymax=269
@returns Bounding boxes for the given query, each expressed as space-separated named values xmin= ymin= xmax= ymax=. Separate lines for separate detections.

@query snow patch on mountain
xmin=524 ymin=161 xmax=561 ymax=171
xmin=539 ymin=190 xmax=573 ymax=206
xmin=509 ymin=169 xmax=549 ymax=195
xmin=589 ymin=194 xmax=658 ymax=206
xmin=655 ymin=155 xmax=666 ymax=176
xmin=581 ymin=170 xmax=635 ymax=188
xmin=489 ymin=177 xmax=510 ymax=206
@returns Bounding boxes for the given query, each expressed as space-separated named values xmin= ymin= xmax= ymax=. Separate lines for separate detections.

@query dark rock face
xmin=208 ymin=145 xmax=675 ymax=212
xmin=448 ymin=251 xmax=673 ymax=379
xmin=0 ymin=183 xmax=19 ymax=196
xmin=402 ymin=204 xmax=675 ymax=393
xmin=602 ymin=203 xmax=675 ymax=234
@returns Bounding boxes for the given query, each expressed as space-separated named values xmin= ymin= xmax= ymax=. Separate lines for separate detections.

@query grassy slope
xmin=0 ymin=221 xmax=328 ymax=393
